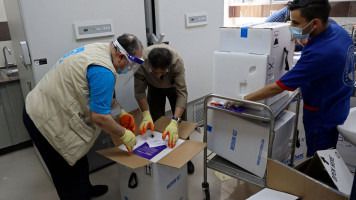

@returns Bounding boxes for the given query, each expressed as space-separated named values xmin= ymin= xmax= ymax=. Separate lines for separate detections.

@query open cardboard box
xmin=262 ymin=149 xmax=353 ymax=200
xmin=97 ymin=109 xmax=207 ymax=200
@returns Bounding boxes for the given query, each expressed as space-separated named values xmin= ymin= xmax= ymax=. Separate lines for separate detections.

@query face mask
xmin=117 ymin=67 xmax=128 ymax=74
xmin=112 ymin=40 xmax=144 ymax=75
xmin=289 ymin=20 xmax=315 ymax=39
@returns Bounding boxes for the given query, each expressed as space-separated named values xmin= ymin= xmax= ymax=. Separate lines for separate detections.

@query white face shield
xmin=112 ymin=40 xmax=144 ymax=85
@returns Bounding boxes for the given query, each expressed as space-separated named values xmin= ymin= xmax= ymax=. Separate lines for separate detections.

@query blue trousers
xmin=305 ymin=126 xmax=339 ymax=157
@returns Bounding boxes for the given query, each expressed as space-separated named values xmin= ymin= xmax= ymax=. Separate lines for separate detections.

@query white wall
xmin=154 ymin=0 xmax=224 ymax=102
xmin=0 ymin=0 xmax=16 ymax=68
xmin=0 ymin=0 xmax=6 ymax=21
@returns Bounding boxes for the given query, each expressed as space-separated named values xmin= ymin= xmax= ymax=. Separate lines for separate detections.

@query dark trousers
xmin=147 ymin=85 xmax=187 ymax=122
xmin=305 ymin=126 xmax=339 ymax=157
xmin=23 ymin=107 xmax=91 ymax=200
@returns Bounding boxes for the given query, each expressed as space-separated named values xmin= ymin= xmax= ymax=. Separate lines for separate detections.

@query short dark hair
xmin=288 ymin=0 xmax=330 ymax=24
xmin=117 ymin=33 xmax=143 ymax=55
xmin=148 ymin=48 xmax=173 ymax=70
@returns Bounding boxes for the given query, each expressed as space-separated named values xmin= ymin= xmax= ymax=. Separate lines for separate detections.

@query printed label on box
xmin=133 ymin=142 xmax=167 ymax=160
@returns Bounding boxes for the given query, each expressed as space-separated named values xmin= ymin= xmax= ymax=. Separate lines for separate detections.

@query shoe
xmin=90 ymin=185 xmax=108 ymax=197
xmin=187 ymin=160 xmax=194 ymax=175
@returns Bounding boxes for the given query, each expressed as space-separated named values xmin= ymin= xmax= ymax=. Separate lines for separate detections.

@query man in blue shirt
xmin=266 ymin=5 xmax=338 ymax=52
xmin=265 ymin=6 xmax=290 ymax=23
xmin=244 ymin=0 xmax=355 ymax=157
xmin=23 ymin=34 xmax=143 ymax=199
xmin=266 ymin=5 xmax=337 ymax=24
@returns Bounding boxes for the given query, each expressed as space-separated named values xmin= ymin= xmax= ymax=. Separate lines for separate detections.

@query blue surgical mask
xmin=117 ymin=67 xmax=128 ymax=74
xmin=289 ymin=20 xmax=314 ymax=39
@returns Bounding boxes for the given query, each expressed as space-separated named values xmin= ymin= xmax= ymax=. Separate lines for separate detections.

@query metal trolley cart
xmin=201 ymin=90 xmax=301 ymax=200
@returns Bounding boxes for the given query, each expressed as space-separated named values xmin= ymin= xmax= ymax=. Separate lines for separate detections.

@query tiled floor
xmin=0 ymin=130 xmax=263 ymax=200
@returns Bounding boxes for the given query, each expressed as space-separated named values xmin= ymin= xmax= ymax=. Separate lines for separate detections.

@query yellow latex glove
xmin=118 ymin=129 xmax=136 ymax=153
xmin=118 ymin=109 xmax=136 ymax=133
xmin=139 ymin=110 xmax=154 ymax=135
xmin=162 ymin=119 xmax=178 ymax=148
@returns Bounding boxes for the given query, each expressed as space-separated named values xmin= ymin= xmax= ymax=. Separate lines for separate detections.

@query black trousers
xmin=23 ymin=107 xmax=91 ymax=200
xmin=147 ymin=85 xmax=187 ymax=122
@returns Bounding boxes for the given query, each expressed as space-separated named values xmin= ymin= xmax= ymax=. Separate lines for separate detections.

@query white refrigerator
xmin=4 ymin=0 xmax=147 ymax=172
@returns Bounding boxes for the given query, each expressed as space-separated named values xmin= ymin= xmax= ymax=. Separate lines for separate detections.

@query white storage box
xmin=219 ymin=23 xmax=294 ymax=56
xmin=213 ymin=51 xmax=288 ymax=107
xmin=207 ymin=109 xmax=295 ymax=178
xmin=116 ymin=154 xmax=188 ymax=200
xmin=337 ymin=135 xmax=356 ymax=173
xmin=98 ymin=110 xmax=206 ymax=200
xmin=218 ymin=23 xmax=294 ymax=105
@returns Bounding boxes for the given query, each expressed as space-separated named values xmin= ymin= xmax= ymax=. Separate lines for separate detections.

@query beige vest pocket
xmin=55 ymin=113 xmax=96 ymax=155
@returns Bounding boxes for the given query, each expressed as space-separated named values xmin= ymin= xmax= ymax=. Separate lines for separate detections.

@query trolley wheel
xmin=202 ymin=182 xmax=210 ymax=200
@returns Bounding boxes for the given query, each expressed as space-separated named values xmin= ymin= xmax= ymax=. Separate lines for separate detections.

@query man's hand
xmin=223 ymin=95 xmax=245 ymax=109
xmin=118 ymin=129 xmax=136 ymax=153
xmin=139 ymin=110 xmax=154 ymax=135
xmin=118 ymin=109 xmax=136 ymax=132
xmin=162 ymin=119 xmax=178 ymax=148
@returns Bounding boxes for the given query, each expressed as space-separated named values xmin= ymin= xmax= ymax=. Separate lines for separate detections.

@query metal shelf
xmin=202 ymin=90 xmax=301 ymax=200
xmin=207 ymin=154 xmax=266 ymax=187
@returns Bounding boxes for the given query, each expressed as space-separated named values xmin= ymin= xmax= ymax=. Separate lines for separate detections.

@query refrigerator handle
xmin=19 ymin=41 xmax=32 ymax=68
xmin=27 ymin=81 xmax=32 ymax=91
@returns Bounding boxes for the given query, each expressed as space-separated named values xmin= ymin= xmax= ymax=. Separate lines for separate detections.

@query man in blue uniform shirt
xmin=243 ymin=0 xmax=355 ymax=157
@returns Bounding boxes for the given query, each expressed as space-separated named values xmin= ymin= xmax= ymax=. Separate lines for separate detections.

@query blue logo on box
xmin=230 ymin=130 xmax=238 ymax=150
xmin=167 ymin=174 xmax=181 ymax=190
xmin=257 ymin=139 xmax=264 ymax=165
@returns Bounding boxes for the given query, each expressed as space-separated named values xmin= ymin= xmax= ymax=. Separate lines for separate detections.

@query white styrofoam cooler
xmin=216 ymin=23 xmax=294 ymax=107
xmin=207 ymin=109 xmax=296 ymax=178
xmin=219 ymin=22 xmax=294 ymax=56
xmin=117 ymin=163 xmax=188 ymax=200
xmin=337 ymin=135 xmax=356 ymax=173
xmin=213 ymin=51 xmax=288 ymax=107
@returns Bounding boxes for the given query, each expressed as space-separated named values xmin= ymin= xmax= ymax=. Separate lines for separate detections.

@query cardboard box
xmin=265 ymin=150 xmax=353 ymax=200
xmin=97 ymin=109 xmax=206 ymax=200
xmin=207 ymin=109 xmax=295 ymax=178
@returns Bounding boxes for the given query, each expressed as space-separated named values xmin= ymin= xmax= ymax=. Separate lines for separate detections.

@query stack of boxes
xmin=208 ymin=23 xmax=297 ymax=178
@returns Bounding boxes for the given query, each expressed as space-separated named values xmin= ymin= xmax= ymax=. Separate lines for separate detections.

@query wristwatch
xmin=172 ymin=116 xmax=182 ymax=124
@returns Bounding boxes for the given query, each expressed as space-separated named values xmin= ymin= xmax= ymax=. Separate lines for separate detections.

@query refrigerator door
xmin=4 ymin=0 xmax=146 ymax=173
xmin=4 ymin=0 xmax=146 ymax=108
